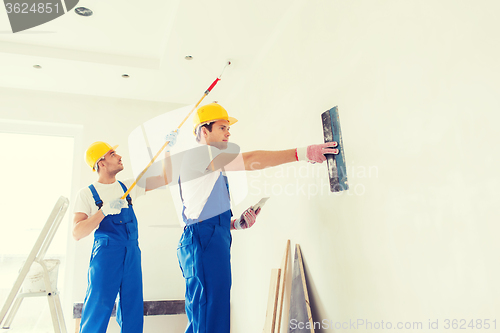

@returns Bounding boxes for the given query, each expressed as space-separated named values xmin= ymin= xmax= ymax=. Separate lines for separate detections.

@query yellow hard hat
xmin=85 ymin=141 xmax=118 ymax=171
xmin=193 ymin=103 xmax=238 ymax=134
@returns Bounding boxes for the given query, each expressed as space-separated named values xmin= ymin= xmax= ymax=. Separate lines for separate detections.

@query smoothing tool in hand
xmin=322 ymin=106 xmax=348 ymax=192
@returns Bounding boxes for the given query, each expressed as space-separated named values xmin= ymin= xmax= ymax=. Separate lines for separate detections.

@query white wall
xmin=0 ymin=87 xmax=188 ymax=331
xmin=226 ymin=1 xmax=500 ymax=332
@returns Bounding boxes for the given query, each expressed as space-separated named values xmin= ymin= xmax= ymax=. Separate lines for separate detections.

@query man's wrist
xmin=296 ymin=146 xmax=307 ymax=162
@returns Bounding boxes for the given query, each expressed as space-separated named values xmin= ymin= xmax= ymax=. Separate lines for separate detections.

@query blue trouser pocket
xmin=90 ymin=236 xmax=108 ymax=262
xmin=198 ymin=223 xmax=217 ymax=251
xmin=177 ymin=230 xmax=194 ymax=279
xmin=109 ymin=208 xmax=138 ymax=239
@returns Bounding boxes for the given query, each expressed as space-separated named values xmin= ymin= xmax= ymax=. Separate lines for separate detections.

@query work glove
xmin=232 ymin=207 xmax=261 ymax=230
xmin=101 ymin=198 xmax=128 ymax=216
xmin=165 ymin=130 xmax=179 ymax=151
xmin=296 ymin=142 xmax=339 ymax=164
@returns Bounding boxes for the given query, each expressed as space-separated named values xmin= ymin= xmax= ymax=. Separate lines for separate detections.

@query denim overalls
xmin=79 ymin=181 xmax=143 ymax=333
xmin=177 ymin=173 xmax=232 ymax=333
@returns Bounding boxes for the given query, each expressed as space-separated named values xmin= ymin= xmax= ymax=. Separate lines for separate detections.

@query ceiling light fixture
xmin=75 ymin=7 xmax=93 ymax=16
xmin=185 ymin=55 xmax=193 ymax=60
xmin=122 ymin=74 xmax=130 ymax=78
xmin=33 ymin=65 xmax=42 ymax=69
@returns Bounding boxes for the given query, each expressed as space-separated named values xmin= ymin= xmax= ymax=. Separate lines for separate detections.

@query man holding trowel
xmin=177 ymin=102 xmax=338 ymax=333
xmin=73 ymin=133 xmax=177 ymax=333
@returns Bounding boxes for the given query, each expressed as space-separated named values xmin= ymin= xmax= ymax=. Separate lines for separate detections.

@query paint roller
xmin=120 ymin=61 xmax=232 ymax=199
xmin=322 ymin=106 xmax=348 ymax=192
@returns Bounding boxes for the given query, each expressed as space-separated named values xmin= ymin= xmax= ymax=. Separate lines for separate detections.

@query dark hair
xmin=195 ymin=122 xmax=214 ymax=142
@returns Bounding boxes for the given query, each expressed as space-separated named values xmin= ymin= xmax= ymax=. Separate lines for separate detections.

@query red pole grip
xmin=205 ymin=78 xmax=221 ymax=94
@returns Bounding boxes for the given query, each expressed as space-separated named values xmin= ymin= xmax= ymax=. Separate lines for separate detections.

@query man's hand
xmin=232 ymin=207 xmax=261 ymax=230
xmin=296 ymin=142 xmax=339 ymax=164
xmin=101 ymin=199 xmax=128 ymax=216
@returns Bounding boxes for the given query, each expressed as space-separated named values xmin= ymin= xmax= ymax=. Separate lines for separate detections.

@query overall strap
xmin=178 ymin=177 xmax=189 ymax=223
xmin=88 ymin=184 xmax=103 ymax=209
xmin=117 ymin=180 xmax=133 ymax=207
xmin=222 ymin=174 xmax=233 ymax=217
xmin=222 ymin=174 xmax=230 ymax=199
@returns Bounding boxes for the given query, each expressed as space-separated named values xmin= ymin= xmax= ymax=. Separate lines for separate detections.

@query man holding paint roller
xmin=73 ymin=133 xmax=177 ymax=333
xmin=177 ymin=102 xmax=338 ymax=333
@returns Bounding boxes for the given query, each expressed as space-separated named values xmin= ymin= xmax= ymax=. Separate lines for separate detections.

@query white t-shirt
xmin=74 ymin=179 xmax=145 ymax=217
xmin=179 ymin=144 xmax=224 ymax=220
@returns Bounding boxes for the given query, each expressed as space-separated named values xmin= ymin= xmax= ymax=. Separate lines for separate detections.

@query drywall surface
xmin=227 ymin=1 xmax=500 ymax=332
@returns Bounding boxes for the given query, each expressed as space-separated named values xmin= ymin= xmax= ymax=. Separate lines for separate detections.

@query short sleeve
xmin=73 ymin=187 xmax=93 ymax=217
xmin=189 ymin=145 xmax=222 ymax=173
xmin=179 ymin=145 xmax=221 ymax=182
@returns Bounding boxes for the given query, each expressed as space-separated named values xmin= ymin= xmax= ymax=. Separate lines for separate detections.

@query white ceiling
xmin=1 ymin=0 xmax=498 ymax=115
xmin=0 ymin=0 xmax=313 ymax=105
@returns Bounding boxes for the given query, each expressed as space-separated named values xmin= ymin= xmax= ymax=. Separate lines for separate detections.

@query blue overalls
xmin=79 ymin=181 xmax=144 ymax=333
xmin=177 ymin=173 xmax=232 ymax=333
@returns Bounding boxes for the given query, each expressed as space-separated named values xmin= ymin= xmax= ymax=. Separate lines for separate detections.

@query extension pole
xmin=121 ymin=61 xmax=231 ymax=199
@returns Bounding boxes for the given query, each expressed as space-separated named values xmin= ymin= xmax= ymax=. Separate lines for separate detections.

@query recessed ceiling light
xmin=185 ymin=55 xmax=193 ymax=60
xmin=122 ymin=74 xmax=130 ymax=78
xmin=75 ymin=7 xmax=93 ymax=16
xmin=33 ymin=65 xmax=42 ymax=69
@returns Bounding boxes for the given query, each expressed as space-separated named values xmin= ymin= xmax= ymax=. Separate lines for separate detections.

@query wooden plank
xmin=74 ymin=318 xmax=80 ymax=333
xmin=321 ymin=106 xmax=348 ymax=192
xmin=274 ymin=240 xmax=290 ymax=333
xmin=288 ymin=245 xmax=314 ymax=333
xmin=263 ymin=268 xmax=281 ymax=333
xmin=72 ymin=300 xmax=185 ymax=319
xmin=74 ymin=299 xmax=185 ymax=332
xmin=297 ymin=245 xmax=314 ymax=333
xmin=143 ymin=300 xmax=185 ymax=316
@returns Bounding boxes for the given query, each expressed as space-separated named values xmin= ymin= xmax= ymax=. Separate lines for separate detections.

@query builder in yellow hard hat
xmin=73 ymin=133 xmax=177 ymax=333
xmin=177 ymin=103 xmax=338 ymax=333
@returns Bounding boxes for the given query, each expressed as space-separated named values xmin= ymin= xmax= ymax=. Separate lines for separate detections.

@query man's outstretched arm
xmin=211 ymin=142 xmax=339 ymax=171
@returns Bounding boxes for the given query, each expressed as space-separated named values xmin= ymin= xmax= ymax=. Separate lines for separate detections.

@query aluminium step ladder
xmin=0 ymin=196 xmax=69 ymax=332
